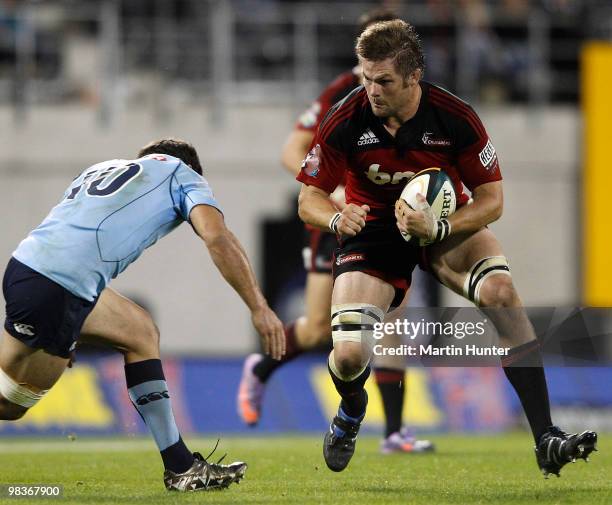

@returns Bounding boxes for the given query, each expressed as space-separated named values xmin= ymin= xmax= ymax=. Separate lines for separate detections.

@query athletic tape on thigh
xmin=462 ymin=256 xmax=511 ymax=306
xmin=330 ymin=303 xmax=385 ymax=344
xmin=0 ymin=366 xmax=48 ymax=408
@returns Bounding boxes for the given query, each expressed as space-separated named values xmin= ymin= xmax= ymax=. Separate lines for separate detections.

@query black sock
xmin=160 ymin=436 xmax=194 ymax=474
xmin=375 ymin=368 xmax=405 ymax=437
xmin=253 ymin=322 xmax=301 ymax=382
xmin=329 ymin=363 xmax=370 ymax=418
xmin=502 ymin=340 xmax=552 ymax=443
xmin=125 ymin=359 xmax=194 ymax=473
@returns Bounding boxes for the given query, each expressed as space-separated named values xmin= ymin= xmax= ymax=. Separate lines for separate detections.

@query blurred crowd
xmin=0 ymin=0 xmax=610 ymax=106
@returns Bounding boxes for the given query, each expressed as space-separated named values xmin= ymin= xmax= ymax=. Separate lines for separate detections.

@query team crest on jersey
xmin=422 ymin=131 xmax=452 ymax=147
xmin=301 ymin=144 xmax=321 ymax=177
xmin=478 ymin=139 xmax=497 ymax=170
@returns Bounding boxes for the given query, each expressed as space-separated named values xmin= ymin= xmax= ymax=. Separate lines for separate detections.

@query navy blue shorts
xmin=2 ymin=257 xmax=98 ymax=359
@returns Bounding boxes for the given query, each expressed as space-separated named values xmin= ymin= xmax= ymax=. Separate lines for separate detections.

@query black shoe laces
xmin=547 ymin=426 xmax=569 ymax=440
xmin=193 ymin=439 xmax=229 ymax=472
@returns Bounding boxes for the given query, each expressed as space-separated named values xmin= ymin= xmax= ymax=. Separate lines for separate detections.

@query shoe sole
xmin=380 ymin=443 xmax=436 ymax=455
xmin=237 ymin=354 xmax=264 ymax=426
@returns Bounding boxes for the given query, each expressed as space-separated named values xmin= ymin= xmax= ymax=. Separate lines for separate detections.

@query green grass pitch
xmin=0 ymin=433 xmax=609 ymax=504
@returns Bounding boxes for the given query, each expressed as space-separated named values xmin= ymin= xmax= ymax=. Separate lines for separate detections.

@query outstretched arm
xmin=189 ymin=204 xmax=285 ymax=359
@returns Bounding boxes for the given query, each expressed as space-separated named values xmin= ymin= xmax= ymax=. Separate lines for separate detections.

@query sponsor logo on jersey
xmin=13 ymin=323 xmax=35 ymax=336
xmin=422 ymin=132 xmax=452 ymax=147
xmin=366 ymin=164 xmax=415 ymax=185
xmin=357 ymin=128 xmax=380 ymax=146
xmin=301 ymin=144 xmax=321 ymax=177
xmin=479 ymin=139 xmax=497 ymax=169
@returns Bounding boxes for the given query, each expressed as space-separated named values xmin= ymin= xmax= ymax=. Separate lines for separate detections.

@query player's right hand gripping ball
xmin=399 ymin=168 xmax=456 ymax=245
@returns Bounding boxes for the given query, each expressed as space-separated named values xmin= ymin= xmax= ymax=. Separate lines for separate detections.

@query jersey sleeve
xmin=295 ymin=137 xmax=348 ymax=194
xmin=172 ymin=162 xmax=223 ymax=221
xmin=455 ymin=110 xmax=502 ymax=191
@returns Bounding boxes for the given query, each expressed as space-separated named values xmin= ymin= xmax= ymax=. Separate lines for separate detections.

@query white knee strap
xmin=331 ymin=303 xmax=385 ymax=345
xmin=0 ymin=366 xmax=48 ymax=408
xmin=463 ymin=256 xmax=511 ymax=306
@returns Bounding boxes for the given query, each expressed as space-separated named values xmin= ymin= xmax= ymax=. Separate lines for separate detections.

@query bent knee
xmin=333 ymin=347 xmax=365 ymax=378
xmin=0 ymin=395 xmax=28 ymax=420
xmin=479 ymin=276 xmax=520 ymax=308
xmin=127 ymin=310 xmax=161 ymax=355
xmin=149 ymin=321 xmax=161 ymax=347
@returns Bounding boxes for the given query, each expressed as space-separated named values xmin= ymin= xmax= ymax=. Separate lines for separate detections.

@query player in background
xmin=297 ymin=20 xmax=598 ymax=476
xmin=237 ymin=8 xmax=433 ymax=454
xmin=0 ymin=139 xmax=285 ymax=492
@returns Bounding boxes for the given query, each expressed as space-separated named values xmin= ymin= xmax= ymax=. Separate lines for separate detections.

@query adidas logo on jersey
xmin=357 ymin=128 xmax=380 ymax=146
xmin=13 ymin=323 xmax=35 ymax=336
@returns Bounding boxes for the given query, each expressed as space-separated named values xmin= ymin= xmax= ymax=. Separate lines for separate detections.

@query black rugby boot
xmin=535 ymin=426 xmax=598 ymax=478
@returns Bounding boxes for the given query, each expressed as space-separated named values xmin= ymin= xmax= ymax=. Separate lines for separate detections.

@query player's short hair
xmin=137 ymin=138 xmax=203 ymax=175
xmin=355 ymin=19 xmax=425 ymax=80
xmin=357 ymin=7 xmax=398 ymax=35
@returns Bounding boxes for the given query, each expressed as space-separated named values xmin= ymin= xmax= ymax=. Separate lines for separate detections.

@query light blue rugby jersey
xmin=13 ymin=154 xmax=221 ymax=301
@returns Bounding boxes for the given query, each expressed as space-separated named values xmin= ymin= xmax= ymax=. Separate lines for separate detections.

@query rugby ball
xmin=399 ymin=168 xmax=456 ymax=245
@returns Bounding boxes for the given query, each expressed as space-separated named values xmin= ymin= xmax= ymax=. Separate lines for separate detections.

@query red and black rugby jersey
xmin=295 ymin=70 xmax=360 ymax=132
xmin=297 ymin=81 xmax=502 ymax=220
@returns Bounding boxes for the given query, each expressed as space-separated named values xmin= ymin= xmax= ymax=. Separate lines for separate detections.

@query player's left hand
xmin=251 ymin=305 xmax=286 ymax=360
xmin=395 ymin=194 xmax=436 ymax=242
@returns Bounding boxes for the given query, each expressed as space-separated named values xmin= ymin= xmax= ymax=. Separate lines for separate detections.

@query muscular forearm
xmin=297 ymin=188 xmax=338 ymax=231
xmin=206 ymin=231 xmax=267 ymax=311
xmin=448 ymin=191 xmax=502 ymax=234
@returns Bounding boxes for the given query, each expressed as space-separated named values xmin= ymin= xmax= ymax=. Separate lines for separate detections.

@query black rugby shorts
xmin=332 ymin=219 xmax=427 ymax=308
xmin=302 ymin=227 xmax=338 ymax=274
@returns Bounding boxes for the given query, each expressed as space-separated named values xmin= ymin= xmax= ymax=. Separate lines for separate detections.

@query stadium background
xmin=0 ymin=0 xmax=610 ymax=438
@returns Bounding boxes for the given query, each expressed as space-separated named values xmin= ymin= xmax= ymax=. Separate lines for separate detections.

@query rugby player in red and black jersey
xmin=297 ymin=20 xmax=597 ymax=475
xmin=238 ymin=9 xmax=433 ymax=455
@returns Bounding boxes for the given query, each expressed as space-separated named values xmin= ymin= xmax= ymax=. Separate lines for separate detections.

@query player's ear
xmin=404 ymin=69 xmax=420 ymax=87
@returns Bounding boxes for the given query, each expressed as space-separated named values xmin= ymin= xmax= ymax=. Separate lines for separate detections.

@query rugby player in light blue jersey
xmin=0 ymin=138 xmax=285 ymax=492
